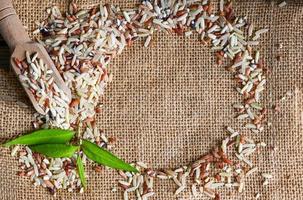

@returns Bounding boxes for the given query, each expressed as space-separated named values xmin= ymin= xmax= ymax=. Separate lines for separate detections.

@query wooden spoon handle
xmin=0 ymin=0 xmax=31 ymax=51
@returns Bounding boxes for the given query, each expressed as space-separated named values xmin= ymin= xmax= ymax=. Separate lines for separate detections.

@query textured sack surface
xmin=0 ymin=0 xmax=302 ymax=199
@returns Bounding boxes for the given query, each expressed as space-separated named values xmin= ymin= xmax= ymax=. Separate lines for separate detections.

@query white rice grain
xmin=278 ymin=1 xmax=287 ymax=8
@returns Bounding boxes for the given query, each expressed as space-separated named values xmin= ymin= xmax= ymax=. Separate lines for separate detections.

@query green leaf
xmin=3 ymin=129 xmax=75 ymax=147
xmin=81 ymin=140 xmax=138 ymax=172
xmin=77 ymin=155 xmax=87 ymax=188
xmin=30 ymin=144 xmax=79 ymax=158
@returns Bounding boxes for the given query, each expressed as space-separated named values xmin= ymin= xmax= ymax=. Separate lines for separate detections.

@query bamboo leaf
xmin=81 ymin=140 xmax=138 ymax=172
xmin=3 ymin=129 xmax=75 ymax=147
xmin=30 ymin=144 xmax=79 ymax=158
xmin=77 ymin=155 xmax=87 ymax=188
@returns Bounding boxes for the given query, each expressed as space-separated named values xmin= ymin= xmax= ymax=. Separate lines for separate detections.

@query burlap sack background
xmin=0 ymin=0 xmax=302 ymax=199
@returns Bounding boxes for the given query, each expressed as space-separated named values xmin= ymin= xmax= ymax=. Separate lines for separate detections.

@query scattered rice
xmin=262 ymin=173 xmax=273 ymax=179
xmin=255 ymin=192 xmax=261 ymax=199
xmin=10 ymin=0 xmax=270 ymax=198
xmin=263 ymin=179 xmax=269 ymax=186
xmin=11 ymin=145 xmax=20 ymax=157
xmin=278 ymin=1 xmax=287 ymax=8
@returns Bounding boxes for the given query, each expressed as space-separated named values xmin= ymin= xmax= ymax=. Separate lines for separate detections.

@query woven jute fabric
xmin=0 ymin=0 xmax=302 ymax=199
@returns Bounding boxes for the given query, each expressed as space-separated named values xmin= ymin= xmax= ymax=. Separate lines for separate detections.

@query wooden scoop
xmin=0 ymin=0 xmax=71 ymax=115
